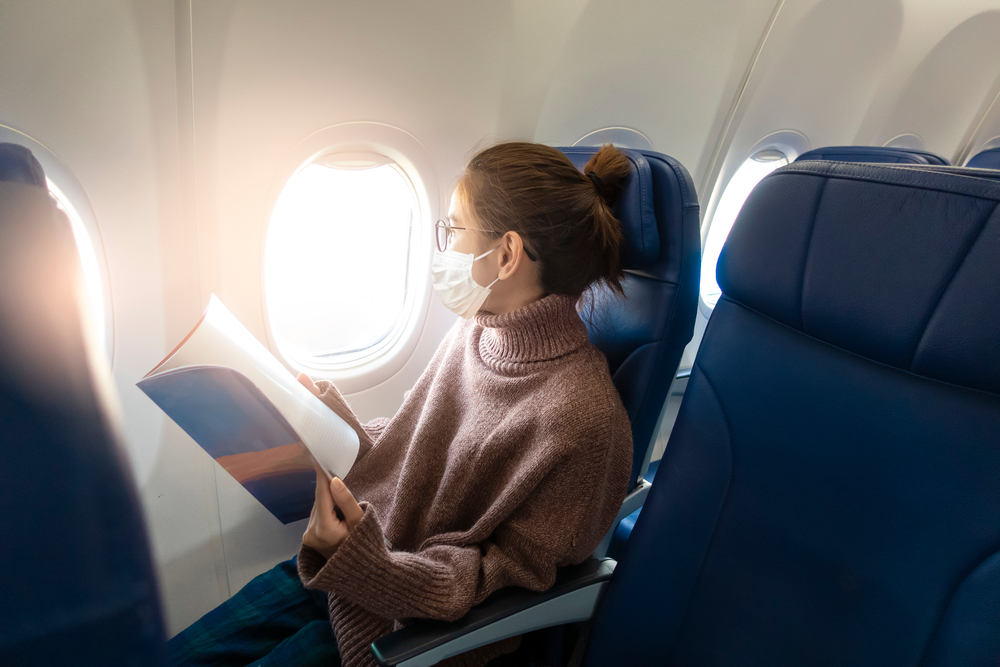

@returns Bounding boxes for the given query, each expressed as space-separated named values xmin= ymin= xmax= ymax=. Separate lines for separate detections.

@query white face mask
xmin=430 ymin=246 xmax=500 ymax=318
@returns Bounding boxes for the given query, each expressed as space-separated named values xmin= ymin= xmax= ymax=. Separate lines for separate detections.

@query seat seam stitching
xmin=774 ymin=168 xmax=1000 ymax=201
xmin=908 ymin=200 xmax=999 ymax=371
xmin=797 ymin=178 xmax=829 ymax=333
xmin=718 ymin=295 xmax=1000 ymax=398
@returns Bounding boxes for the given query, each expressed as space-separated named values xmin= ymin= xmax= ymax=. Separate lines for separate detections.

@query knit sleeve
xmin=297 ymin=423 xmax=629 ymax=624
xmin=297 ymin=501 xmax=565 ymax=622
xmin=313 ymin=379 xmax=387 ymax=460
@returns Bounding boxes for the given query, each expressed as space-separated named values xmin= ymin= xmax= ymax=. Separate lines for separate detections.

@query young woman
xmin=169 ymin=142 xmax=635 ymax=667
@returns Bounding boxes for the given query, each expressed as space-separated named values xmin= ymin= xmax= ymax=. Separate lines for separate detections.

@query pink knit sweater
xmin=297 ymin=293 xmax=633 ymax=667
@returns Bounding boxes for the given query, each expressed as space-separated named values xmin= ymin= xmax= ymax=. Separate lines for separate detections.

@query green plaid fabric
xmin=167 ymin=556 xmax=340 ymax=667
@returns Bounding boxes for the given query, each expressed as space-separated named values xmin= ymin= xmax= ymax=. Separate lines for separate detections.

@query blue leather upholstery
xmin=605 ymin=143 xmax=953 ymax=552
xmin=796 ymin=145 xmax=950 ymax=165
xmin=584 ymin=161 xmax=1000 ymax=665
xmin=0 ymin=144 xmax=166 ymax=665
xmin=966 ymin=147 xmax=1000 ymax=170
xmin=606 ymin=459 xmax=659 ymax=562
xmin=559 ymin=147 xmax=701 ymax=490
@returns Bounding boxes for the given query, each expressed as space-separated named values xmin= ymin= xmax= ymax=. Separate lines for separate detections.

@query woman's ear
xmin=496 ymin=231 xmax=526 ymax=280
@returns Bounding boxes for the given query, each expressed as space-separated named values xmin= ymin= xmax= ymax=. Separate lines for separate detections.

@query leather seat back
xmin=585 ymin=160 xmax=1000 ymax=665
xmin=0 ymin=143 xmax=166 ymax=665
xmin=796 ymin=145 xmax=950 ymax=165
xmin=559 ymin=147 xmax=700 ymax=490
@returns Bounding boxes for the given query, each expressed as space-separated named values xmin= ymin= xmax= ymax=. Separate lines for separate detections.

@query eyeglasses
xmin=434 ymin=220 xmax=537 ymax=261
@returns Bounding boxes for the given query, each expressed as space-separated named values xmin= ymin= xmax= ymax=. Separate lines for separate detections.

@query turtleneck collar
xmin=474 ymin=293 xmax=590 ymax=367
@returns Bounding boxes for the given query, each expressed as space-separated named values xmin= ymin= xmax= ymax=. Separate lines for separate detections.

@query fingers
xmin=314 ymin=466 xmax=335 ymax=518
xmin=297 ymin=372 xmax=321 ymax=397
xmin=329 ymin=477 xmax=365 ymax=528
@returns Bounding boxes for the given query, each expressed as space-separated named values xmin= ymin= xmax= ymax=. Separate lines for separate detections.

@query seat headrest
xmin=559 ymin=147 xmax=660 ymax=270
xmin=719 ymin=160 xmax=1000 ymax=395
xmin=965 ymin=147 xmax=1000 ymax=170
xmin=795 ymin=145 xmax=950 ymax=165
xmin=0 ymin=142 xmax=47 ymax=187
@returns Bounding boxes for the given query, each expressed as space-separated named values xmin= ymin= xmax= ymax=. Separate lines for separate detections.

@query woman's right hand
xmin=297 ymin=372 xmax=321 ymax=397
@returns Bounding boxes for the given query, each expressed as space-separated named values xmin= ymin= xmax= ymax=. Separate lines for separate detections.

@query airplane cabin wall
xmin=2 ymin=0 xmax=999 ymax=636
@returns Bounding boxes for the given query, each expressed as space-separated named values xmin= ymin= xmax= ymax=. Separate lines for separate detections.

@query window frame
xmin=698 ymin=130 xmax=809 ymax=317
xmin=0 ymin=124 xmax=115 ymax=364
xmin=572 ymin=126 xmax=654 ymax=151
xmin=260 ymin=122 xmax=437 ymax=394
xmin=265 ymin=157 xmax=420 ymax=368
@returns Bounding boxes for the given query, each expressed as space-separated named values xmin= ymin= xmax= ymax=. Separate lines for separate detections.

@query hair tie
xmin=586 ymin=171 xmax=607 ymax=199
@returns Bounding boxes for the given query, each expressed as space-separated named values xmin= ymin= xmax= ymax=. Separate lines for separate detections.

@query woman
xmin=169 ymin=142 xmax=634 ymax=667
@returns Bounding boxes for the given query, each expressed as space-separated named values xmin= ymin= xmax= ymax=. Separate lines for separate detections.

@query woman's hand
xmin=297 ymin=372 xmax=321 ymax=397
xmin=302 ymin=462 xmax=364 ymax=560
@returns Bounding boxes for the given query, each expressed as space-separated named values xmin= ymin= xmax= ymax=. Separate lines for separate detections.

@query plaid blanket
xmin=167 ymin=555 xmax=340 ymax=667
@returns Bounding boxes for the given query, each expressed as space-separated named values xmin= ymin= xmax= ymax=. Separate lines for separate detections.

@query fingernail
xmin=331 ymin=477 xmax=344 ymax=490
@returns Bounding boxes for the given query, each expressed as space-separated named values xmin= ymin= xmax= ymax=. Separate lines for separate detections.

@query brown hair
xmin=457 ymin=141 xmax=631 ymax=298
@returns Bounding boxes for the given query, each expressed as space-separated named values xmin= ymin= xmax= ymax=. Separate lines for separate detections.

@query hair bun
xmin=582 ymin=144 xmax=630 ymax=207
xmin=586 ymin=171 xmax=608 ymax=200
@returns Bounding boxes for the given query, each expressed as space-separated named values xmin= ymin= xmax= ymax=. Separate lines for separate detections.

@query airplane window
xmin=47 ymin=178 xmax=107 ymax=354
xmin=265 ymin=155 xmax=417 ymax=367
xmin=700 ymin=150 xmax=788 ymax=307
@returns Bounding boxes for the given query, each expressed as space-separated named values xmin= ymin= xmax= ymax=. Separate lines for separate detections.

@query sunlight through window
xmin=700 ymin=151 xmax=788 ymax=307
xmin=47 ymin=178 xmax=106 ymax=354
xmin=265 ymin=157 xmax=416 ymax=365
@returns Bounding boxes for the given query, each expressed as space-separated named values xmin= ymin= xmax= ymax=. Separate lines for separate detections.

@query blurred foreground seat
xmin=0 ymin=143 xmax=166 ymax=666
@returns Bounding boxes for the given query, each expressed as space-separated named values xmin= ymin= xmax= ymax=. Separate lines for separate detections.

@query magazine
xmin=137 ymin=295 xmax=359 ymax=523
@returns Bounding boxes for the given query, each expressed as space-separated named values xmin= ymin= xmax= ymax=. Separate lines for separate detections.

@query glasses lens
xmin=435 ymin=221 xmax=448 ymax=252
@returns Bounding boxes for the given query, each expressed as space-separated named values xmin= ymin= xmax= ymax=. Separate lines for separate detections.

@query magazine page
xmin=139 ymin=365 xmax=317 ymax=524
xmin=140 ymin=294 xmax=359 ymax=487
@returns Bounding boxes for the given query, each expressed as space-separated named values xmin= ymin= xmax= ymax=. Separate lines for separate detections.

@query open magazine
xmin=137 ymin=295 xmax=359 ymax=524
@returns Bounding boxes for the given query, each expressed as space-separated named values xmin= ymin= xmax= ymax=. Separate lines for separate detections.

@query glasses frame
xmin=434 ymin=219 xmax=537 ymax=261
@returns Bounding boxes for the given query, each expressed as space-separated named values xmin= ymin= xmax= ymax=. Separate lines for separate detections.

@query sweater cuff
xmin=297 ymin=543 xmax=331 ymax=584
xmin=297 ymin=500 xmax=389 ymax=594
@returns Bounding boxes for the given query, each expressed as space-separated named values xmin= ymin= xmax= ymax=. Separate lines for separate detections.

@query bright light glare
xmin=700 ymin=153 xmax=788 ymax=307
xmin=47 ymin=179 xmax=106 ymax=352
xmin=266 ymin=162 xmax=415 ymax=360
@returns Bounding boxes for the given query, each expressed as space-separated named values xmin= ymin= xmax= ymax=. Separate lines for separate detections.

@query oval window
xmin=700 ymin=150 xmax=789 ymax=307
xmin=265 ymin=154 xmax=418 ymax=368
xmin=47 ymin=178 xmax=108 ymax=354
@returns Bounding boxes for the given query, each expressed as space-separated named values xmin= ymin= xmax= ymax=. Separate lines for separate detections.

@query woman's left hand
xmin=302 ymin=463 xmax=364 ymax=560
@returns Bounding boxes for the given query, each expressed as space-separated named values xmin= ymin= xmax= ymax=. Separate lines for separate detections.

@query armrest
xmin=370 ymin=558 xmax=616 ymax=667
xmin=592 ymin=477 xmax=651 ymax=558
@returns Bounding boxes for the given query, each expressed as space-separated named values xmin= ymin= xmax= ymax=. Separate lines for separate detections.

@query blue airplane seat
xmin=606 ymin=144 xmax=956 ymax=562
xmin=583 ymin=160 xmax=1000 ymax=665
xmin=966 ymin=146 xmax=1000 ymax=170
xmin=796 ymin=145 xmax=950 ymax=165
xmin=557 ymin=147 xmax=700 ymax=558
xmin=0 ymin=143 xmax=167 ymax=665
